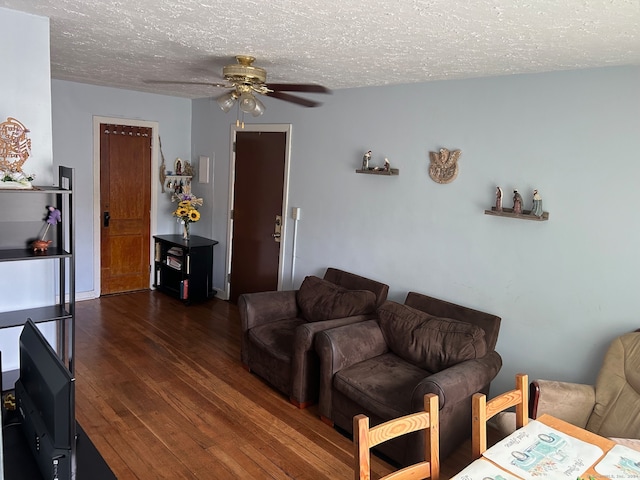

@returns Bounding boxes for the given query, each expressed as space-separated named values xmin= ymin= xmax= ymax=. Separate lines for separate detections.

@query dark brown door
xmin=100 ymin=124 xmax=152 ymax=295
xmin=229 ymin=131 xmax=286 ymax=303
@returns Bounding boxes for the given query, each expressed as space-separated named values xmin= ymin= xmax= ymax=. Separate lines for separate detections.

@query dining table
xmin=451 ymin=413 xmax=640 ymax=480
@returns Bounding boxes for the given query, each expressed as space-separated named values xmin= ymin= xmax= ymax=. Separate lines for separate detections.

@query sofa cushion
xmin=249 ymin=317 xmax=305 ymax=362
xmin=377 ymin=301 xmax=487 ymax=372
xmin=296 ymin=275 xmax=376 ymax=322
xmin=334 ymin=352 xmax=428 ymax=419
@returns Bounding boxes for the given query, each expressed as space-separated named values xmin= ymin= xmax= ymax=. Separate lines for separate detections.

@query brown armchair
xmin=315 ymin=291 xmax=502 ymax=465
xmin=528 ymin=331 xmax=640 ymax=445
xmin=239 ymin=267 xmax=389 ymax=408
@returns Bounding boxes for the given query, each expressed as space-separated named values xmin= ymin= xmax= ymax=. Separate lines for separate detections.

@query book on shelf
xmin=166 ymin=255 xmax=182 ymax=270
xmin=180 ymin=279 xmax=189 ymax=300
xmin=167 ymin=247 xmax=183 ymax=256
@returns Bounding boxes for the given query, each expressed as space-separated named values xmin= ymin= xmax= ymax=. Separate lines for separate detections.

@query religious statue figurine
xmin=495 ymin=186 xmax=503 ymax=212
xmin=183 ymin=161 xmax=194 ymax=177
xmin=531 ymin=189 xmax=543 ymax=218
xmin=383 ymin=158 xmax=390 ymax=171
xmin=513 ymin=189 xmax=523 ymax=215
xmin=362 ymin=150 xmax=372 ymax=170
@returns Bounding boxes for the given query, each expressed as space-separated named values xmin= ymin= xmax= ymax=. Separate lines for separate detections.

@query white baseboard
xmin=215 ymin=287 xmax=228 ymax=300
xmin=57 ymin=290 xmax=99 ymax=304
xmin=76 ymin=290 xmax=99 ymax=302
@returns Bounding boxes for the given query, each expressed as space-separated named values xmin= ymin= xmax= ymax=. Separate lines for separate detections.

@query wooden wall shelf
xmin=355 ymin=169 xmax=399 ymax=176
xmin=165 ymin=175 xmax=192 ymax=183
xmin=484 ymin=207 xmax=549 ymax=221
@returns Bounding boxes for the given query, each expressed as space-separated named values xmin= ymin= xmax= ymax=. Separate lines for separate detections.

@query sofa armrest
xmin=290 ymin=313 xmax=375 ymax=403
xmin=411 ymin=351 xmax=503 ymax=410
xmin=295 ymin=314 xmax=376 ymax=354
xmin=315 ymin=320 xmax=388 ymax=420
xmin=238 ymin=290 xmax=299 ymax=366
xmin=530 ymin=379 xmax=595 ymax=428
xmin=239 ymin=290 xmax=299 ymax=332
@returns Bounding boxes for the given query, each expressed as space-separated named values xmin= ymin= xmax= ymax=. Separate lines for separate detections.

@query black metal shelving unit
xmin=0 ymin=166 xmax=75 ymax=369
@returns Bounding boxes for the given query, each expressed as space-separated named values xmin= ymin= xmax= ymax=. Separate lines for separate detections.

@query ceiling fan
xmin=147 ymin=55 xmax=331 ymax=121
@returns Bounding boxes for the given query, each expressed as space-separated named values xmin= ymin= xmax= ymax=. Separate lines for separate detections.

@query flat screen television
xmin=15 ymin=319 xmax=75 ymax=480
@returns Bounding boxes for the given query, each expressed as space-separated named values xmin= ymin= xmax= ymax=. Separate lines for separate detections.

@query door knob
xmin=103 ymin=211 xmax=110 ymax=227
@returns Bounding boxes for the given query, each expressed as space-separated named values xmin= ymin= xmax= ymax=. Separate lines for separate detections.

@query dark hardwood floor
xmin=74 ymin=290 xmax=476 ymax=479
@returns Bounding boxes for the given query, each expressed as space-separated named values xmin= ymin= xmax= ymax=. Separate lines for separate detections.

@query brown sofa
xmin=315 ymin=291 xmax=502 ymax=465
xmin=239 ymin=267 xmax=389 ymax=408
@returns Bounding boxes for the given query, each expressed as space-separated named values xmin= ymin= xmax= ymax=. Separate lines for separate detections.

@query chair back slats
xmin=486 ymin=374 xmax=528 ymax=422
xmin=368 ymin=411 xmax=433 ymax=448
xmin=472 ymin=373 xmax=528 ymax=460
xmin=354 ymin=393 xmax=439 ymax=480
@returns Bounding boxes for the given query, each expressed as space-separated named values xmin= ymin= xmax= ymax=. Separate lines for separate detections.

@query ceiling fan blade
xmin=144 ymin=80 xmax=231 ymax=88
xmin=266 ymin=91 xmax=323 ymax=108
xmin=268 ymin=83 xmax=331 ymax=94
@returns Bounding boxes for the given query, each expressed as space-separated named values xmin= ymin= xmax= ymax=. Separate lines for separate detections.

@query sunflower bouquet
xmin=171 ymin=191 xmax=203 ymax=239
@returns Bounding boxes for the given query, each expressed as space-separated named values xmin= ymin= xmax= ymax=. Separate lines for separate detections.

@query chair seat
xmin=249 ymin=317 xmax=305 ymax=362
xmin=335 ymin=353 xmax=431 ymax=419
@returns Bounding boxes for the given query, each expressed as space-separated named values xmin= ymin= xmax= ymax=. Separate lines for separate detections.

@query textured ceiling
xmin=2 ymin=0 xmax=639 ymax=99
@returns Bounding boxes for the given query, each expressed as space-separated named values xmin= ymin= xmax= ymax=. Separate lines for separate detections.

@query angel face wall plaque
xmin=428 ymin=148 xmax=461 ymax=184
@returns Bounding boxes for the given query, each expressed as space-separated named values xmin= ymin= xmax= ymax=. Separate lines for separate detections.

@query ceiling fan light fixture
xmin=251 ymin=96 xmax=266 ymax=117
xmin=216 ymin=91 xmax=237 ymax=112
xmin=239 ymin=92 xmax=257 ymax=114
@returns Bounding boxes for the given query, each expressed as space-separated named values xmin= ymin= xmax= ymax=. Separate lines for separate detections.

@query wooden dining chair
xmin=472 ymin=373 xmax=528 ymax=460
xmin=353 ymin=393 xmax=439 ymax=480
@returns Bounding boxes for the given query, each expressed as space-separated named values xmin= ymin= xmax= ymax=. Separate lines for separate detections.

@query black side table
xmin=153 ymin=235 xmax=218 ymax=304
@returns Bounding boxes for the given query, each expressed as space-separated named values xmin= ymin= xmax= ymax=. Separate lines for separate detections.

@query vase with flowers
xmin=172 ymin=191 xmax=203 ymax=240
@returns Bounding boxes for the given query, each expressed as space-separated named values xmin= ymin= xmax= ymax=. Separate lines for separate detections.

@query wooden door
xmin=100 ymin=124 xmax=152 ymax=295
xmin=229 ymin=131 xmax=287 ymax=303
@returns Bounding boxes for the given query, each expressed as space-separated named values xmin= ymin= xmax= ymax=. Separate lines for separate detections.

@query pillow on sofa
xmin=296 ymin=275 xmax=376 ymax=322
xmin=377 ymin=301 xmax=487 ymax=372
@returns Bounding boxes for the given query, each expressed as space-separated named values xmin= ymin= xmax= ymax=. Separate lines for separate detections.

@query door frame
xmin=225 ymin=123 xmax=292 ymax=300
xmin=92 ymin=116 xmax=159 ymax=297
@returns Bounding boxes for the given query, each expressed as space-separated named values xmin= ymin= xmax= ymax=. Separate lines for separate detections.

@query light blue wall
xmin=51 ymin=80 xmax=192 ymax=296
xmin=0 ymin=8 xmax=53 ymax=183
xmin=0 ymin=7 xmax=56 ymax=370
xmin=192 ymin=66 xmax=640 ymax=395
